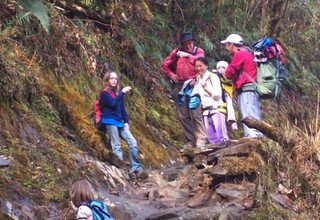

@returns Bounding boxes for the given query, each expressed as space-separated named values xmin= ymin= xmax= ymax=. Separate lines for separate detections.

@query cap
xmin=180 ymin=32 xmax=193 ymax=43
xmin=221 ymin=34 xmax=244 ymax=45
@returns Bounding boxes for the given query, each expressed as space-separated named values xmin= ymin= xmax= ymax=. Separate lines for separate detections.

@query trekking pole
xmin=62 ymin=206 xmax=71 ymax=220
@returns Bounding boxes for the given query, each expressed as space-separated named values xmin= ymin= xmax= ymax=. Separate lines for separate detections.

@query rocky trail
xmin=63 ymin=138 xmax=265 ymax=220
xmin=1 ymin=119 xmax=299 ymax=220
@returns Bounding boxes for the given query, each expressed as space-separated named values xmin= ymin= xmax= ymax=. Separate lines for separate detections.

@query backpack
xmin=82 ymin=200 xmax=114 ymax=220
xmin=248 ymin=37 xmax=288 ymax=99
xmin=92 ymin=89 xmax=107 ymax=131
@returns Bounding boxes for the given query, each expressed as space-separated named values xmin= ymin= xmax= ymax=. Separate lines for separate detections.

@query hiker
xmin=215 ymin=61 xmax=238 ymax=131
xmin=194 ymin=57 xmax=229 ymax=144
xmin=221 ymin=34 xmax=263 ymax=138
xmin=100 ymin=71 xmax=143 ymax=174
xmin=161 ymin=32 xmax=207 ymax=148
xmin=69 ymin=179 xmax=114 ymax=220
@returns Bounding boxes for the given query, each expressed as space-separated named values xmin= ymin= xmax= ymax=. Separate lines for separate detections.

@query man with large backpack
xmin=221 ymin=34 xmax=263 ymax=138
xmin=161 ymin=32 xmax=207 ymax=148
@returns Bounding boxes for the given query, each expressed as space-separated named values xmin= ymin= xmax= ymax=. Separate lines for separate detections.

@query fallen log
xmin=242 ymin=116 xmax=296 ymax=149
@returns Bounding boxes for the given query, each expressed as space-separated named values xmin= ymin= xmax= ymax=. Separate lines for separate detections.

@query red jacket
xmin=161 ymin=47 xmax=205 ymax=82
xmin=225 ymin=49 xmax=257 ymax=91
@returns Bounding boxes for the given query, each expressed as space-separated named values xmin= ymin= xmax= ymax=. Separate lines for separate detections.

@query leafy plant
xmin=17 ymin=0 xmax=49 ymax=32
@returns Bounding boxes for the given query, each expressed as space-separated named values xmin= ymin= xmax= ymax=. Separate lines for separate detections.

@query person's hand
xmin=121 ymin=86 xmax=132 ymax=93
xmin=177 ymin=51 xmax=190 ymax=58
xmin=170 ymin=74 xmax=179 ymax=83
xmin=69 ymin=201 xmax=77 ymax=211
xmin=124 ymin=123 xmax=129 ymax=129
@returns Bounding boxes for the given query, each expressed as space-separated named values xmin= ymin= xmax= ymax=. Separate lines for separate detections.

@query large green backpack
xmin=243 ymin=59 xmax=283 ymax=100
xmin=256 ymin=59 xmax=282 ymax=99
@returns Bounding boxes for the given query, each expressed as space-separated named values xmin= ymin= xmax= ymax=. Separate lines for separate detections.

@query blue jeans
xmin=106 ymin=125 xmax=143 ymax=172
xmin=238 ymin=91 xmax=264 ymax=138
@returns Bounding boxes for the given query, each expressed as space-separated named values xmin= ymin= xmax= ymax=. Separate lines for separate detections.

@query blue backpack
xmin=82 ymin=200 xmax=114 ymax=220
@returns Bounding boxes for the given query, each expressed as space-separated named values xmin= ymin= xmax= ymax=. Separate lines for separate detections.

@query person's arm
xmin=161 ymin=48 xmax=179 ymax=78
xmin=225 ymin=53 xmax=243 ymax=80
xmin=100 ymin=91 xmax=125 ymax=108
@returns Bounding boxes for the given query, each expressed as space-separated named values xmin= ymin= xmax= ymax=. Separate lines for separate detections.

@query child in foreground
xmin=69 ymin=180 xmax=114 ymax=220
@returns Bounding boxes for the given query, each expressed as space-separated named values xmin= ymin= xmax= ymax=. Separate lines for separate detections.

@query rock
xmin=158 ymin=185 xmax=188 ymax=199
xmin=206 ymin=154 xmax=261 ymax=178
xmin=218 ymin=203 xmax=248 ymax=220
xmin=216 ymin=183 xmax=256 ymax=200
xmin=148 ymin=189 xmax=160 ymax=201
xmin=204 ymin=165 xmax=228 ymax=177
xmin=0 ymin=156 xmax=10 ymax=167
xmin=187 ymin=188 xmax=213 ymax=208
xmin=270 ymin=193 xmax=298 ymax=212
xmin=207 ymin=193 xmax=222 ymax=207
xmin=207 ymin=140 xmax=260 ymax=164
xmin=145 ymin=208 xmax=184 ymax=220
xmin=194 ymin=154 xmax=208 ymax=169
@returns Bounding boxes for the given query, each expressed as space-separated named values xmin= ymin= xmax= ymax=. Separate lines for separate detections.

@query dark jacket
xmin=100 ymin=90 xmax=129 ymax=125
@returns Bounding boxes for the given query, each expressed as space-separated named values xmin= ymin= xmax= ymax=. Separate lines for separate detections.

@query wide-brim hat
xmin=180 ymin=32 xmax=193 ymax=43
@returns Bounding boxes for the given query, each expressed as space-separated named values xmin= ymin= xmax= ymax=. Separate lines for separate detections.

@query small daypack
xmin=92 ymin=89 xmax=107 ymax=131
xmin=248 ymin=37 xmax=288 ymax=99
xmin=82 ymin=200 xmax=114 ymax=220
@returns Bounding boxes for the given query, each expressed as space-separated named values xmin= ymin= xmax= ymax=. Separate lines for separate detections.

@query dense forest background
xmin=0 ymin=0 xmax=319 ymax=219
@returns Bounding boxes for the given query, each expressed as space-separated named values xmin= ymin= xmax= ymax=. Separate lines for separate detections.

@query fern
xmin=17 ymin=0 xmax=50 ymax=32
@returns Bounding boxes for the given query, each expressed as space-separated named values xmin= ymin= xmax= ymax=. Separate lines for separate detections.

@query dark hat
xmin=180 ymin=32 xmax=193 ymax=43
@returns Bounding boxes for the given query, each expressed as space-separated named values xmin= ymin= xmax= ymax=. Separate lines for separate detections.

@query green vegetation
xmin=0 ymin=0 xmax=319 ymax=218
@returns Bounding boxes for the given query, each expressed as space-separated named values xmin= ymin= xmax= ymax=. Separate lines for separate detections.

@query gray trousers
xmin=172 ymin=83 xmax=207 ymax=146
xmin=238 ymin=91 xmax=264 ymax=138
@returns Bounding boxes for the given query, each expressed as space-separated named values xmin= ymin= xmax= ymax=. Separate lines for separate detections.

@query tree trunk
xmin=242 ymin=116 xmax=296 ymax=149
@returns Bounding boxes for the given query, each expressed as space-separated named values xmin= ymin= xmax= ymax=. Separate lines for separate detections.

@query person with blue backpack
xmin=69 ymin=180 xmax=114 ymax=220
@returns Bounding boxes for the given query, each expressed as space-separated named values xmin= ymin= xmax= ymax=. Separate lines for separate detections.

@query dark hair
xmin=195 ymin=57 xmax=209 ymax=66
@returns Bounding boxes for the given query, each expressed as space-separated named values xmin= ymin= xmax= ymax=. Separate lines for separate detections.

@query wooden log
xmin=241 ymin=116 xmax=296 ymax=148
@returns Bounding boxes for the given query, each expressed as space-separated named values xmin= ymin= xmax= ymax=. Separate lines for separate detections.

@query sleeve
xmin=161 ymin=48 xmax=178 ymax=78
xmin=121 ymin=102 xmax=129 ymax=123
xmin=76 ymin=205 xmax=93 ymax=220
xmin=188 ymin=47 xmax=205 ymax=64
xmin=100 ymin=91 xmax=125 ymax=108
xmin=225 ymin=53 xmax=243 ymax=80
xmin=208 ymin=74 xmax=222 ymax=99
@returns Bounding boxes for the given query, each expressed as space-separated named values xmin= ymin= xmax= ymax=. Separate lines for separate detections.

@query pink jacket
xmin=161 ymin=47 xmax=205 ymax=82
xmin=225 ymin=49 xmax=257 ymax=91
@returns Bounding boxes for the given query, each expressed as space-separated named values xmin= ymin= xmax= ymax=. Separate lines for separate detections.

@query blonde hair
xmin=103 ymin=71 xmax=120 ymax=93
xmin=70 ymin=180 xmax=96 ymax=207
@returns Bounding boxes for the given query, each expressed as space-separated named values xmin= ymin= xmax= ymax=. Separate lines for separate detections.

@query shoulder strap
xmin=192 ymin=46 xmax=198 ymax=55
xmin=206 ymin=72 xmax=226 ymax=103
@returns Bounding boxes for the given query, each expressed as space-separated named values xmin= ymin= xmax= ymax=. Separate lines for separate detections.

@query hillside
xmin=0 ymin=0 xmax=319 ymax=219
